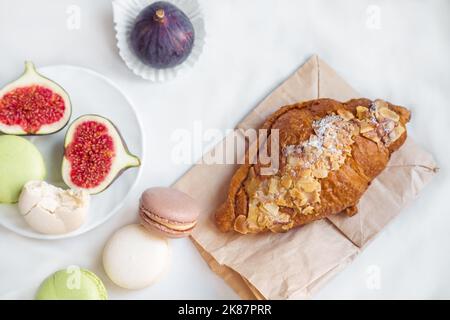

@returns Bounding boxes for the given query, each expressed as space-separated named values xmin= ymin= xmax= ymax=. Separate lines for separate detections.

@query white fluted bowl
xmin=113 ymin=0 xmax=206 ymax=82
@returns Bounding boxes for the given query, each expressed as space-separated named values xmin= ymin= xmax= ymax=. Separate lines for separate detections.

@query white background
xmin=0 ymin=0 xmax=449 ymax=299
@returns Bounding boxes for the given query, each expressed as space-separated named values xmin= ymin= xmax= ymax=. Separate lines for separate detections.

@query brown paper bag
xmin=173 ymin=55 xmax=437 ymax=299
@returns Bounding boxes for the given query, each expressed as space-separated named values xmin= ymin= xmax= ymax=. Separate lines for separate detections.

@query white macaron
xmin=102 ymin=224 xmax=171 ymax=290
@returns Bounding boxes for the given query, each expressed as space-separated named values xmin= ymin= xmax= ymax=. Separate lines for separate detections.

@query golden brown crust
xmin=215 ymin=98 xmax=411 ymax=234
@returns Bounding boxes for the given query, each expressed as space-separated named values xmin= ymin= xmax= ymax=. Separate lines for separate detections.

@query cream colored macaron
xmin=102 ymin=224 xmax=170 ymax=290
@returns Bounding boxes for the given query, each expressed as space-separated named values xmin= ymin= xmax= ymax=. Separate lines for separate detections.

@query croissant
xmin=215 ymin=98 xmax=411 ymax=234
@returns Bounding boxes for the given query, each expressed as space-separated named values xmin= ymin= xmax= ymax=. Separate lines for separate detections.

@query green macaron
xmin=0 ymin=135 xmax=46 ymax=203
xmin=36 ymin=268 xmax=108 ymax=300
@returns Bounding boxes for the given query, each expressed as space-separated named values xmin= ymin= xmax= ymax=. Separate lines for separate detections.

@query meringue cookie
xmin=18 ymin=181 xmax=90 ymax=235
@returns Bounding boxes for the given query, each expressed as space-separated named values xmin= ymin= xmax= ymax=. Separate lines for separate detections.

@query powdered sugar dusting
xmin=313 ymin=114 xmax=342 ymax=141
xmin=369 ymin=101 xmax=380 ymax=125
xmin=283 ymin=114 xmax=355 ymax=169
xmin=283 ymin=115 xmax=341 ymax=159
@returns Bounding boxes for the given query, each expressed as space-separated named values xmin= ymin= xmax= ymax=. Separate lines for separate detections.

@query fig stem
xmin=155 ymin=8 xmax=165 ymax=21
xmin=24 ymin=61 xmax=36 ymax=73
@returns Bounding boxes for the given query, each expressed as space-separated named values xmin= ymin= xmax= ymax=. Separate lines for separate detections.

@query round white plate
xmin=0 ymin=65 xmax=144 ymax=240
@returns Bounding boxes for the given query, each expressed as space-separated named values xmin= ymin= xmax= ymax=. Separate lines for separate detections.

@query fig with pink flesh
xmin=62 ymin=115 xmax=140 ymax=195
xmin=0 ymin=61 xmax=71 ymax=135
xmin=130 ymin=1 xmax=195 ymax=69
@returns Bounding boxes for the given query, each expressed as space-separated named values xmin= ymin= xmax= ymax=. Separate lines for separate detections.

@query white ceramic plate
xmin=0 ymin=65 xmax=144 ymax=240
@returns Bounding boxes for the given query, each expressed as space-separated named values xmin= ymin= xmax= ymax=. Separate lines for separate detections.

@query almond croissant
xmin=215 ymin=98 xmax=411 ymax=234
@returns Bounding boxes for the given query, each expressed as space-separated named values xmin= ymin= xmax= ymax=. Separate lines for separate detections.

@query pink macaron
xmin=139 ymin=187 xmax=200 ymax=238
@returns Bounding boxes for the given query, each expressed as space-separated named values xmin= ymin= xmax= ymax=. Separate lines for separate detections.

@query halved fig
xmin=0 ymin=61 xmax=71 ymax=135
xmin=62 ymin=115 xmax=140 ymax=194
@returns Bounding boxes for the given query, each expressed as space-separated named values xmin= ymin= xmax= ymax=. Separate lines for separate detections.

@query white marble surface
xmin=0 ymin=0 xmax=449 ymax=299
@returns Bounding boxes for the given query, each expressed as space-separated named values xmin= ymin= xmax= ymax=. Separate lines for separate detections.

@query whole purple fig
xmin=129 ymin=1 xmax=195 ymax=69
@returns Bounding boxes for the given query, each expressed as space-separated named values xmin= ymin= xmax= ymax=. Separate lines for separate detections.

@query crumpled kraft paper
xmin=173 ymin=55 xmax=438 ymax=299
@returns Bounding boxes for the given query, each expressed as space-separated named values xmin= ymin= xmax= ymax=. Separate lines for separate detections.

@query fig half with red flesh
xmin=62 ymin=115 xmax=140 ymax=195
xmin=0 ymin=61 xmax=71 ymax=135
